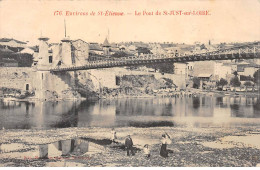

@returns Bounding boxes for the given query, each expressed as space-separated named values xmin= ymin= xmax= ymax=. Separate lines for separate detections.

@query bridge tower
xmin=33 ymin=36 xmax=80 ymax=101
xmin=61 ymin=37 xmax=73 ymax=66
xmin=37 ymin=36 xmax=51 ymax=70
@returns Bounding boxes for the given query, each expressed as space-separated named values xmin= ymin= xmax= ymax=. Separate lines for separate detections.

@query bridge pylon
xmin=33 ymin=37 xmax=80 ymax=101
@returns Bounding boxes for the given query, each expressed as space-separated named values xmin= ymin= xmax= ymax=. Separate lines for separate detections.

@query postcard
xmin=0 ymin=0 xmax=260 ymax=167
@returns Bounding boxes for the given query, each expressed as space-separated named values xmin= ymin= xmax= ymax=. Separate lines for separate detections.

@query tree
xmin=244 ymin=81 xmax=253 ymax=92
xmin=136 ymin=47 xmax=152 ymax=55
xmin=193 ymin=77 xmax=200 ymax=89
xmin=233 ymin=71 xmax=238 ymax=76
xmin=111 ymin=51 xmax=129 ymax=58
xmin=216 ymin=78 xmax=228 ymax=90
xmin=230 ymin=76 xmax=241 ymax=87
xmin=146 ymin=63 xmax=174 ymax=74
xmin=200 ymin=44 xmax=207 ymax=50
xmin=253 ymin=69 xmax=260 ymax=86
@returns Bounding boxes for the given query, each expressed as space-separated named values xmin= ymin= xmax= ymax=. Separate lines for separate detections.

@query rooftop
xmin=103 ymin=38 xmax=110 ymax=47
xmin=89 ymin=43 xmax=103 ymax=51
xmin=0 ymin=38 xmax=27 ymax=44
xmin=198 ymin=73 xmax=212 ymax=78
xmin=0 ymin=48 xmax=14 ymax=53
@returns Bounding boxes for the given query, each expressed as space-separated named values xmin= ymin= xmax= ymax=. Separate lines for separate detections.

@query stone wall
xmin=0 ymin=67 xmax=35 ymax=91
xmin=34 ymin=71 xmax=81 ymax=100
xmin=0 ymin=67 xmax=187 ymax=100
xmin=0 ymin=67 xmax=81 ymax=100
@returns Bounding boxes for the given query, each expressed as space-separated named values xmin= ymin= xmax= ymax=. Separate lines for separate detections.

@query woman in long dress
xmin=160 ymin=133 xmax=171 ymax=158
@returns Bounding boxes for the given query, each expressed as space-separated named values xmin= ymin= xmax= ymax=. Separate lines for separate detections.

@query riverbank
xmin=1 ymin=125 xmax=260 ymax=167
xmin=1 ymin=86 xmax=259 ymax=102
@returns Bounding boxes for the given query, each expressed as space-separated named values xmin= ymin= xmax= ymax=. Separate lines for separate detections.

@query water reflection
xmin=0 ymin=138 xmax=104 ymax=160
xmin=0 ymin=96 xmax=260 ymax=129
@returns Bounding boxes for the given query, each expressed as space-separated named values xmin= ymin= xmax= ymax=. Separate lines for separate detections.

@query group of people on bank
xmin=111 ymin=128 xmax=172 ymax=158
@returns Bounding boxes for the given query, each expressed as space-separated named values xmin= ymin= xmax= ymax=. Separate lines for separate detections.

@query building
xmin=89 ymin=43 xmax=104 ymax=55
xmin=0 ymin=38 xmax=27 ymax=48
xmin=215 ymin=62 xmax=232 ymax=80
xmin=236 ymin=61 xmax=259 ymax=77
xmin=174 ymin=63 xmax=188 ymax=78
xmin=0 ymin=46 xmax=14 ymax=53
xmin=192 ymin=61 xmax=233 ymax=82
xmin=127 ymin=45 xmax=136 ymax=54
xmin=71 ymin=39 xmax=89 ymax=66
xmin=19 ymin=47 xmax=35 ymax=55
xmin=187 ymin=62 xmax=194 ymax=78
xmin=34 ymin=37 xmax=90 ymax=68
xmin=110 ymin=43 xmax=120 ymax=53
xmin=150 ymin=44 xmax=166 ymax=55
xmin=197 ymin=74 xmax=212 ymax=81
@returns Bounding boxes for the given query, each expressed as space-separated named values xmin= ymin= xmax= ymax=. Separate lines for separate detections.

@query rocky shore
xmin=1 ymin=125 xmax=260 ymax=167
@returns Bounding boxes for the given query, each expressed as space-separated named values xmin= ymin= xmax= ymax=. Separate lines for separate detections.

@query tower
xmin=61 ymin=37 xmax=72 ymax=66
xmin=37 ymin=36 xmax=50 ymax=70
xmin=102 ymin=38 xmax=111 ymax=56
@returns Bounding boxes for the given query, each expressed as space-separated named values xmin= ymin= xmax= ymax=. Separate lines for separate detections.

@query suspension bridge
xmin=48 ymin=41 xmax=260 ymax=72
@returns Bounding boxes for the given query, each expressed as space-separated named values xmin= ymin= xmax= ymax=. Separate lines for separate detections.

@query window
xmin=49 ymin=56 xmax=53 ymax=63
xmin=26 ymin=84 xmax=29 ymax=91
xmin=116 ymin=76 xmax=120 ymax=86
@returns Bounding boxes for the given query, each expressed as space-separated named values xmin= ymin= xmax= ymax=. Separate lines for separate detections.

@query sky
xmin=0 ymin=0 xmax=260 ymax=45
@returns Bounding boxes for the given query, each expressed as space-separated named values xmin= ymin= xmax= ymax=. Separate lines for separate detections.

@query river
xmin=0 ymin=96 xmax=260 ymax=129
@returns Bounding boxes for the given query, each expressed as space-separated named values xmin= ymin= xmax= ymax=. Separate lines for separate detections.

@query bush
xmin=216 ymin=78 xmax=228 ymax=89
xmin=230 ymin=76 xmax=241 ymax=87
xmin=193 ymin=77 xmax=200 ymax=89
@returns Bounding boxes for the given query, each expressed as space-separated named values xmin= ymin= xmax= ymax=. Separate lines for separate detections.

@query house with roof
xmin=197 ymin=73 xmax=212 ymax=81
xmin=192 ymin=61 xmax=233 ymax=83
xmin=119 ymin=45 xmax=126 ymax=51
xmin=0 ymin=46 xmax=14 ymax=53
xmin=150 ymin=44 xmax=166 ymax=55
xmin=0 ymin=38 xmax=27 ymax=48
xmin=127 ymin=45 xmax=136 ymax=52
xmin=89 ymin=43 xmax=104 ymax=55
xmin=165 ymin=44 xmax=194 ymax=56
xmin=110 ymin=43 xmax=120 ymax=53
xmin=19 ymin=47 xmax=35 ymax=55
xmin=236 ymin=61 xmax=259 ymax=78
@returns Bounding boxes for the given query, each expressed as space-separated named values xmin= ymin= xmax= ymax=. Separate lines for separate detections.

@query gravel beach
xmin=1 ymin=125 xmax=260 ymax=167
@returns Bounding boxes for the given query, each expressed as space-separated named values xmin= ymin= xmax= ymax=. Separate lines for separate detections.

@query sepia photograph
xmin=0 ymin=0 xmax=260 ymax=167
